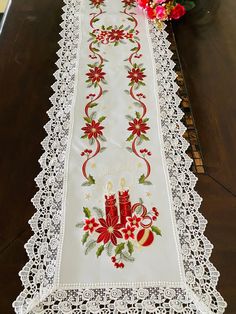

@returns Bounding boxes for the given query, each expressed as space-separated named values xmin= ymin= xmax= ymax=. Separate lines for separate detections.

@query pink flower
xmin=156 ymin=5 xmax=167 ymax=20
xmin=170 ymin=4 xmax=186 ymax=20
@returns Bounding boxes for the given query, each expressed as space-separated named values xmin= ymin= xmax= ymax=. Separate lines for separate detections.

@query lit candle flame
xmin=107 ymin=181 xmax=113 ymax=195
xmin=120 ymin=178 xmax=126 ymax=191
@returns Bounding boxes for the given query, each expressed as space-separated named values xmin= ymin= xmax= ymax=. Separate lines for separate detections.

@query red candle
xmin=119 ymin=190 xmax=132 ymax=227
xmin=105 ymin=194 xmax=118 ymax=220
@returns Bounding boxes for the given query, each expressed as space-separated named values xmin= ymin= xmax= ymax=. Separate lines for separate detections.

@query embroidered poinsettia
xmin=84 ymin=218 xmax=99 ymax=233
xmin=96 ymin=216 xmax=123 ymax=245
xmin=86 ymin=66 xmax=106 ymax=83
xmin=82 ymin=120 xmax=104 ymax=139
xmin=109 ymin=29 xmax=125 ymax=41
xmin=127 ymin=67 xmax=146 ymax=83
xmin=122 ymin=224 xmax=135 ymax=240
xmin=90 ymin=0 xmax=104 ymax=7
xmin=128 ymin=118 xmax=150 ymax=136
xmin=127 ymin=215 xmax=141 ymax=228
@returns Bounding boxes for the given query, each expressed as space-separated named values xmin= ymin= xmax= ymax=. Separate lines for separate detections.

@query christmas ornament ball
xmin=137 ymin=228 xmax=154 ymax=247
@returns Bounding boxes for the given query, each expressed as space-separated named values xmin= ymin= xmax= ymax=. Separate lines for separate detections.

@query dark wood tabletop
xmin=0 ymin=0 xmax=235 ymax=313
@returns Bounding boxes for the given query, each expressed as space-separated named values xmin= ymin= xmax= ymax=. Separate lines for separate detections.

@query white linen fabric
xmin=13 ymin=0 xmax=227 ymax=313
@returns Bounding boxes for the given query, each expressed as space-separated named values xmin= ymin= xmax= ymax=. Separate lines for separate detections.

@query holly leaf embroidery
xmin=115 ymin=242 xmax=125 ymax=255
xmin=139 ymin=174 xmax=146 ymax=184
xmin=127 ymin=241 xmax=134 ymax=255
xmin=151 ymin=226 xmax=162 ymax=236
xmin=82 ymin=231 xmax=89 ymax=245
xmin=121 ymin=251 xmax=135 ymax=262
xmin=87 ymin=175 xmax=95 ymax=185
xmin=139 ymin=174 xmax=152 ymax=185
xmin=106 ymin=242 xmax=113 ymax=257
xmin=76 ymin=222 xmax=84 ymax=228
xmin=93 ymin=207 xmax=104 ymax=218
xmin=83 ymin=207 xmax=91 ymax=218
xmin=96 ymin=245 xmax=104 ymax=258
xmin=85 ymin=240 xmax=96 ymax=255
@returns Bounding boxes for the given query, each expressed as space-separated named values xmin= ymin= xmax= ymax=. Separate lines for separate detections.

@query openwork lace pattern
xmin=13 ymin=0 xmax=226 ymax=313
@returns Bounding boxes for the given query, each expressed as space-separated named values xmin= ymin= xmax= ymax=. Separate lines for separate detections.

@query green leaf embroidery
xmin=100 ymin=147 xmax=106 ymax=153
xmin=89 ymin=137 xmax=95 ymax=145
xmin=126 ymin=147 xmax=133 ymax=153
xmin=121 ymin=251 xmax=135 ymax=262
xmin=127 ymin=134 xmax=135 ymax=141
xmin=127 ymin=241 xmax=134 ymax=255
xmin=106 ymin=242 xmax=113 ymax=257
xmin=96 ymin=245 xmax=104 ymax=258
xmin=143 ymin=181 xmax=152 ymax=185
xmin=115 ymin=242 xmax=125 ymax=255
xmin=151 ymin=226 xmax=162 ymax=236
xmin=135 ymin=205 xmax=143 ymax=215
xmin=135 ymin=111 xmax=141 ymax=119
xmin=76 ymin=222 xmax=84 ymax=228
xmin=134 ymin=101 xmax=142 ymax=107
xmin=98 ymin=116 xmax=106 ymax=123
xmin=93 ymin=207 xmax=104 ymax=218
xmin=88 ymin=175 xmax=95 ymax=185
xmin=125 ymin=115 xmax=134 ymax=121
xmin=89 ymin=103 xmax=98 ymax=108
xmin=82 ymin=231 xmax=89 ymax=245
xmin=139 ymin=174 xmax=146 ymax=184
xmin=83 ymin=207 xmax=91 ymax=218
xmin=99 ymin=135 xmax=107 ymax=142
xmin=140 ymin=134 xmax=150 ymax=141
xmin=84 ymin=116 xmax=92 ymax=123
xmin=85 ymin=240 xmax=96 ymax=255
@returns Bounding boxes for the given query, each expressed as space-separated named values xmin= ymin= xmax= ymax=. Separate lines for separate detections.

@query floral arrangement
xmin=76 ymin=189 xmax=162 ymax=269
xmin=136 ymin=0 xmax=195 ymax=27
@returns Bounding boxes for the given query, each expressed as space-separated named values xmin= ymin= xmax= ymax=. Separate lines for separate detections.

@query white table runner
xmin=13 ymin=0 xmax=226 ymax=313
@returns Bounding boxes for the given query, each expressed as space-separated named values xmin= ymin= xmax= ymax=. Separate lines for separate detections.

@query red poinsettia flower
xmin=127 ymin=215 xmax=141 ymax=228
xmin=90 ymin=0 xmax=104 ymax=7
xmin=96 ymin=216 xmax=123 ymax=245
xmin=109 ymin=29 xmax=125 ymax=41
xmin=86 ymin=66 xmax=106 ymax=83
xmin=128 ymin=118 xmax=150 ymax=136
xmin=127 ymin=67 xmax=146 ymax=83
xmin=122 ymin=224 xmax=135 ymax=240
xmin=84 ymin=217 xmax=99 ymax=233
xmin=82 ymin=120 xmax=104 ymax=139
